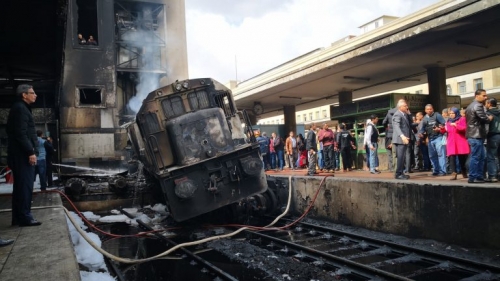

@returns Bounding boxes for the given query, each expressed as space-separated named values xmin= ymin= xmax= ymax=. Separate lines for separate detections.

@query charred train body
xmin=128 ymin=78 xmax=267 ymax=222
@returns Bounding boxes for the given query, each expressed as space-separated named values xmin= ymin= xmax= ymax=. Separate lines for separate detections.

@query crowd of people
xmin=256 ymin=122 xmax=357 ymax=176
xmin=257 ymin=89 xmax=497 ymax=183
xmin=376 ymin=88 xmax=496 ymax=182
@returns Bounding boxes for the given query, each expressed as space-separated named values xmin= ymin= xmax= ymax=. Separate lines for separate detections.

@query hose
xmin=62 ymin=175 xmax=297 ymax=264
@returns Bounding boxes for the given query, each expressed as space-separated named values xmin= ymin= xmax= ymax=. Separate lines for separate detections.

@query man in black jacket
xmin=306 ymin=123 xmax=317 ymax=176
xmin=337 ymin=124 xmax=356 ymax=171
xmin=466 ymin=89 xmax=493 ymax=183
xmin=7 ymin=84 xmax=42 ymax=227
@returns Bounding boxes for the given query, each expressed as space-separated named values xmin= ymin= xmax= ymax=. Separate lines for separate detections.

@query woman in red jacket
xmin=445 ymin=107 xmax=469 ymax=180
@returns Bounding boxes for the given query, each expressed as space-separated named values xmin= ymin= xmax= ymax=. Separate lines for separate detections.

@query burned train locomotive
xmin=128 ymin=78 xmax=267 ymax=222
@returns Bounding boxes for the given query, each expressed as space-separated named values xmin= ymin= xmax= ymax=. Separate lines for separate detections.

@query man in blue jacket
xmin=34 ymin=130 xmax=47 ymax=191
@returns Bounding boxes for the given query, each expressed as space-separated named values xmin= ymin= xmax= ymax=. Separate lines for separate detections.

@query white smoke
xmin=122 ymin=8 xmax=163 ymax=114
xmin=127 ymin=66 xmax=160 ymax=114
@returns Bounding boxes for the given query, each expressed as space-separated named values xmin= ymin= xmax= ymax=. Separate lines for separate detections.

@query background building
xmin=0 ymin=0 xmax=188 ymax=169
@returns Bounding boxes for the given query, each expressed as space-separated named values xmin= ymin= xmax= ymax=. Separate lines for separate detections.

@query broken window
xmin=188 ymin=90 xmax=210 ymax=111
xmin=77 ymin=87 xmax=103 ymax=106
xmin=75 ymin=0 xmax=98 ymax=46
xmin=214 ymin=91 xmax=236 ymax=118
xmin=161 ymin=96 xmax=185 ymax=119
xmin=142 ymin=112 xmax=161 ymax=134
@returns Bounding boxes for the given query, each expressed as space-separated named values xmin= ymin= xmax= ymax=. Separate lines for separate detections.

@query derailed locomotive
xmin=127 ymin=78 xmax=270 ymax=222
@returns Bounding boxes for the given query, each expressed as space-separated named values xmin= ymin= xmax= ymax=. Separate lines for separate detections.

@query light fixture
xmin=397 ymin=78 xmax=421 ymax=82
xmin=456 ymin=40 xmax=488 ymax=49
xmin=182 ymin=81 xmax=189 ymax=88
xmin=343 ymin=76 xmax=370 ymax=81
xmin=279 ymin=96 xmax=302 ymax=100
xmin=175 ymin=83 xmax=182 ymax=91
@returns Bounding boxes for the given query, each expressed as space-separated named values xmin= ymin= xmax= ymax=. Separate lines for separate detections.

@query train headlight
xmin=182 ymin=81 xmax=189 ymax=89
xmin=239 ymin=156 xmax=263 ymax=176
xmin=174 ymin=178 xmax=198 ymax=199
xmin=175 ymin=83 xmax=182 ymax=91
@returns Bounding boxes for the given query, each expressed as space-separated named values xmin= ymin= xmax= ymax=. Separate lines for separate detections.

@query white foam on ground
xmin=80 ymin=271 xmax=116 ymax=281
xmin=151 ymin=203 xmax=168 ymax=214
xmin=0 ymin=183 xmax=13 ymax=194
xmin=98 ymin=214 xmax=130 ymax=223
xmin=66 ymin=211 xmax=112 ymax=279
xmin=0 ymin=175 xmax=59 ymax=194
xmin=82 ymin=211 xmax=101 ymax=222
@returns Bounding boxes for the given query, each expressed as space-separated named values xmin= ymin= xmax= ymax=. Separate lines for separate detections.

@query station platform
xmin=266 ymin=166 xmax=481 ymax=184
xmin=266 ymin=168 xmax=500 ymax=250
xmin=0 ymin=192 xmax=80 ymax=281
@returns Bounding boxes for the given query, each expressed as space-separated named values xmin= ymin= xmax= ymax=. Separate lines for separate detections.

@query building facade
xmin=60 ymin=0 xmax=188 ymax=169
xmin=256 ymin=67 xmax=500 ymax=126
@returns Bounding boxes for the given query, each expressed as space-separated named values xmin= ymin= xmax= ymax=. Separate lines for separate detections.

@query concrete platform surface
xmin=266 ymin=169 xmax=500 ymax=249
xmin=266 ymin=167 xmax=500 ymax=186
xmin=0 ymin=192 xmax=80 ymax=281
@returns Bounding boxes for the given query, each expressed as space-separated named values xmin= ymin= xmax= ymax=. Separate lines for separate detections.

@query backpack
xmin=258 ymin=136 xmax=270 ymax=155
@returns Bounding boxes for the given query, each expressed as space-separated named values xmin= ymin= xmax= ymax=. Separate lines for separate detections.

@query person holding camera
xmin=418 ymin=104 xmax=447 ymax=176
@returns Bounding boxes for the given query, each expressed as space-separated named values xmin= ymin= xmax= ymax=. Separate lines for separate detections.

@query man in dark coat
xmin=336 ymin=124 xmax=356 ymax=171
xmin=466 ymin=89 xmax=493 ymax=183
xmin=7 ymin=84 xmax=42 ymax=227
xmin=392 ymin=100 xmax=411 ymax=180
xmin=306 ymin=123 xmax=318 ymax=176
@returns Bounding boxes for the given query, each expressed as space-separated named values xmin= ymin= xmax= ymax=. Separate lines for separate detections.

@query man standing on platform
xmin=7 ymin=84 xmax=42 ymax=226
xmin=418 ymin=104 xmax=447 ymax=176
xmin=414 ymin=112 xmax=431 ymax=171
xmin=392 ymin=100 xmax=411 ymax=180
xmin=337 ymin=124 xmax=356 ymax=171
xmin=256 ymin=131 xmax=270 ymax=171
xmin=365 ymin=114 xmax=381 ymax=174
xmin=318 ymin=123 xmax=336 ymax=172
xmin=306 ymin=123 xmax=318 ymax=176
xmin=466 ymin=89 xmax=492 ymax=183
xmin=285 ymin=131 xmax=298 ymax=170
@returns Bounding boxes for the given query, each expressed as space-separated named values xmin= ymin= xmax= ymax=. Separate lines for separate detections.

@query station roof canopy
xmin=233 ymin=0 xmax=500 ymax=117
xmin=0 ymin=0 xmax=62 ymax=106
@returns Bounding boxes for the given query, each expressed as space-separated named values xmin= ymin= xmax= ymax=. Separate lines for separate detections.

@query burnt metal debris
xmin=127 ymin=78 xmax=276 ymax=222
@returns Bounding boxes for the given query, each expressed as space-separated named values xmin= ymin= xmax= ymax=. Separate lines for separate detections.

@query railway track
xmin=101 ymin=210 xmax=499 ymax=280
xmin=238 ymin=217 xmax=500 ymax=281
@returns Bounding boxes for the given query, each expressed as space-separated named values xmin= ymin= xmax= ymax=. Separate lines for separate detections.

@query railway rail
xmin=238 ymin=217 xmax=500 ymax=280
xmin=99 ymin=211 xmax=500 ymax=280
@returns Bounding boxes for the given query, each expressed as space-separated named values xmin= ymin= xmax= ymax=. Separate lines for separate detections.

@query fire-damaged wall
xmin=60 ymin=0 xmax=188 ymax=169
xmin=278 ymin=176 xmax=500 ymax=249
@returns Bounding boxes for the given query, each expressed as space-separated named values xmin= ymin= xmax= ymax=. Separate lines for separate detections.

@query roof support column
xmin=283 ymin=105 xmax=296 ymax=135
xmin=426 ymin=66 xmax=447 ymax=112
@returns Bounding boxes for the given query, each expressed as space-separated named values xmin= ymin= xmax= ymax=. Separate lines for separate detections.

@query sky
xmin=185 ymin=0 xmax=440 ymax=84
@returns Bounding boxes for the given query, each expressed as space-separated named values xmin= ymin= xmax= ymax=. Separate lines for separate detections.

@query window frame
xmin=71 ymin=0 xmax=102 ymax=50
xmin=75 ymin=85 xmax=106 ymax=108
xmin=161 ymin=95 xmax=186 ymax=119
xmin=473 ymin=78 xmax=483 ymax=91
xmin=458 ymin=81 xmax=466 ymax=94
